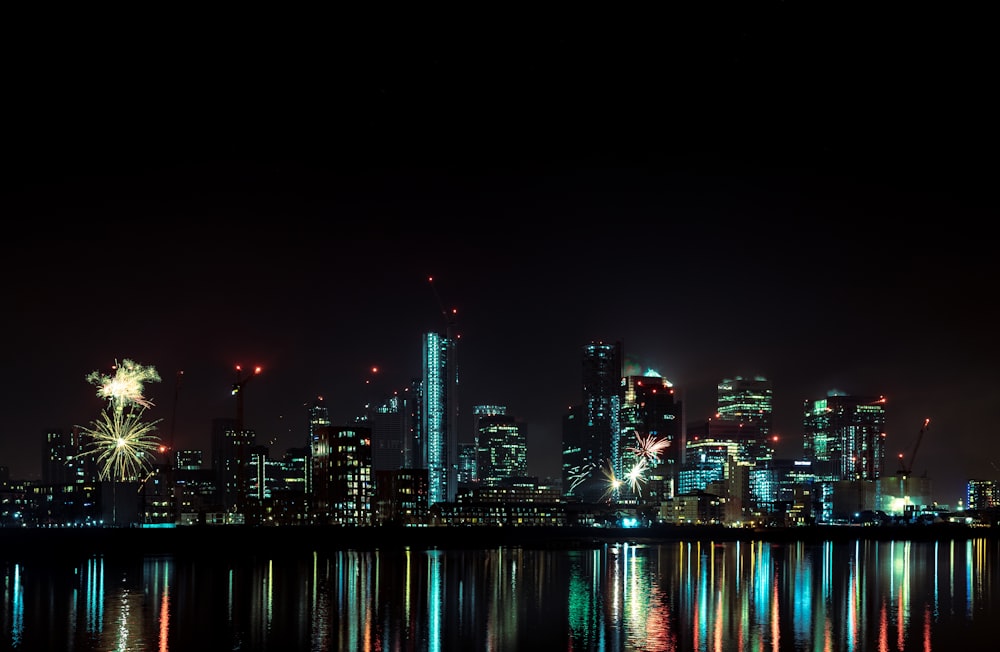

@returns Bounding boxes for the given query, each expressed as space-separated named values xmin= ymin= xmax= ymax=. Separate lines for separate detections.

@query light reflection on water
xmin=1 ymin=537 xmax=997 ymax=651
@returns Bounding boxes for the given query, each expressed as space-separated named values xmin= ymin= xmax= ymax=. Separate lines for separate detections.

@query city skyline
xmin=3 ymin=10 xmax=995 ymax=507
xmin=0 ymin=320 xmax=992 ymax=508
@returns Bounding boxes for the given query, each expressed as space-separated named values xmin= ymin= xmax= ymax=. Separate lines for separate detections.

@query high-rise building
xmin=684 ymin=418 xmax=765 ymax=519
xmin=716 ymin=375 xmax=774 ymax=458
xmin=305 ymin=397 xmax=331 ymax=498
xmin=456 ymin=443 xmax=477 ymax=486
xmin=311 ymin=425 xmax=373 ymax=525
xmin=467 ymin=405 xmax=508 ymax=484
xmin=403 ymin=378 xmax=422 ymax=469
xmin=620 ymin=372 xmax=683 ymax=502
xmin=363 ymin=391 xmax=411 ymax=472
xmin=422 ymin=329 xmax=459 ymax=505
xmin=476 ymin=414 xmax=527 ymax=486
xmin=803 ymin=392 xmax=887 ymax=482
xmin=967 ymin=479 xmax=998 ymax=512
xmin=211 ymin=417 xmax=255 ymax=512
xmin=42 ymin=427 xmax=86 ymax=485
xmin=174 ymin=449 xmax=202 ymax=471
xmin=569 ymin=341 xmax=623 ymax=502
xmin=561 ymin=404 xmax=586 ymax=497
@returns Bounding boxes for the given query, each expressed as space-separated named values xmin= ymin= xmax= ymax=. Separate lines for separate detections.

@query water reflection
xmin=1 ymin=537 xmax=997 ymax=651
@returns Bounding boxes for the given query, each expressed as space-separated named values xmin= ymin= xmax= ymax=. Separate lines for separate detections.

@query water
xmin=2 ymin=537 xmax=998 ymax=651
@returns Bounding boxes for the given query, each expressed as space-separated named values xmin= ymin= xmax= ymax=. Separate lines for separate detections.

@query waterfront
xmin=2 ymin=532 xmax=998 ymax=651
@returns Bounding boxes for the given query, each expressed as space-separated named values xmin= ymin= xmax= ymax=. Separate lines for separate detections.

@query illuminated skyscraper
xmin=716 ymin=375 xmax=774 ymax=451
xmin=311 ymin=425 xmax=373 ymax=525
xmin=620 ymin=372 xmax=683 ymax=502
xmin=305 ymin=398 xmax=331 ymax=499
xmin=422 ymin=330 xmax=459 ymax=505
xmin=476 ymin=414 xmax=527 ymax=486
xmin=566 ymin=341 xmax=622 ymax=502
xmin=467 ymin=404 xmax=508 ymax=484
xmin=803 ymin=391 xmax=887 ymax=482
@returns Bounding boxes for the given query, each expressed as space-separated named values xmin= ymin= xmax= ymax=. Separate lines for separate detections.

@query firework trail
xmin=616 ymin=432 xmax=670 ymax=496
xmin=626 ymin=433 xmax=669 ymax=462
xmin=568 ymin=433 xmax=670 ymax=498
xmin=80 ymin=358 xmax=163 ymax=483
xmin=567 ymin=462 xmax=598 ymax=492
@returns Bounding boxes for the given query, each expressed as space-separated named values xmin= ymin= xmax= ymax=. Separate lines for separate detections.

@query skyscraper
xmin=570 ymin=340 xmax=623 ymax=502
xmin=803 ymin=392 xmax=887 ymax=482
xmin=620 ymin=372 xmax=683 ymax=501
xmin=311 ymin=425 xmax=373 ymax=525
xmin=363 ymin=391 xmax=411 ymax=472
xmin=476 ymin=414 xmax=527 ymax=486
xmin=305 ymin=398 xmax=331 ymax=499
xmin=422 ymin=330 xmax=459 ymax=505
xmin=468 ymin=404 xmax=508 ymax=484
xmin=211 ymin=416 xmax=254 ymax=512
xmin=717 ymin=375 xmax=774 ymax=446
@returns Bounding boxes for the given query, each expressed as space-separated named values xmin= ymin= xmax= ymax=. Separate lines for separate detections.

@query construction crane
xmin=897 ymin=418 xmax=931 ymax=478
xmin=164 ymin=370 xmax=184 ymax=461
xmin=232 ymin=364 xmax=262 ymax=433
xmin=428 ymin=276 xmax=458 ymax=339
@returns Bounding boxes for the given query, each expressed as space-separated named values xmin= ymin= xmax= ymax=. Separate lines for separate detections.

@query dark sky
xmin=2 ymin=9 xmax=996 ymax=505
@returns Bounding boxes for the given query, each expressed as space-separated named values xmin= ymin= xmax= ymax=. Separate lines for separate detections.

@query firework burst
xmin=626 ymin=433 xmax=669 ymax=462
xmin=86 ymin=358 xmax=161 ymax=411
xmin=600 ymin=461 xmax=623 ymax=501
xmin=80 ymin=405 xmax=163 ymax=482
xmin=80 ymin=358 xmax=163 ymax=483
xmin=624 ymin=458 xmax=649 ymax=494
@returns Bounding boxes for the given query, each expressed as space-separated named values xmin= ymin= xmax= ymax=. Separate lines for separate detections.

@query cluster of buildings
xmin=2 ymin=334 xmax=999 ymax=530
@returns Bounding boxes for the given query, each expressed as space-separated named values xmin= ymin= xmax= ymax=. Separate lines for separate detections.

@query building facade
xmin=476 ymin=414 xmax=527 ymax=486
xmin=803 ymin=392 xmax=887 ymax=482
xmin=422 ymin=330 xmax=460 ymax=505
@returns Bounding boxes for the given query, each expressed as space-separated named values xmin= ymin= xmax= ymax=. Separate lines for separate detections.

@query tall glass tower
xmin=716 ymin=375 xmax=774 ymax=461
xmin=576 ymin=340 xmax=622 ymax=502
xmin=803 ymin=391 xmax=887 ymax=482
xmin=305 ymin=397 xmax=331 ymax=500
xmin=476 ymin=414 xmax=527 ymax=486
xmin=422 ymin=330 xmax=459 ymax=505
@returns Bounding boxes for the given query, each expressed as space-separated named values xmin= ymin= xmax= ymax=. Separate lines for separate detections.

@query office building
xmin=476 ymin=414 xmax=527 ymax=486
xmin=311 ymin=425 xmax=373 ymax=525
xmin=620 ymin=372 xmax=683 ymax=503
xmin=564 ymin=341 xmax=622 ymax=502
xmin=210 ymin=417 xmax=255 ymax=511
xmin=422 ymin=329 xmax=459 ymax=505
xmin=803 ymin=392 xmax=887 ymax=482
xmin=716 ymin=375 xmax=774 ymax=460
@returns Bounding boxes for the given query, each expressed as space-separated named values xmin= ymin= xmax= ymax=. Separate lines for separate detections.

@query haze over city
xmin=3 ymin=8 xmax=995 ymax=505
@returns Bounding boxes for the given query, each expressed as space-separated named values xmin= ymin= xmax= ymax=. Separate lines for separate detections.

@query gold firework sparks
xmin=80 ymin=405 xmax=163 ymax=482
xmin=81 ymin=358 xmax=163 ymax=483
xmin=86 ymin=358 xmax=161 ymax=411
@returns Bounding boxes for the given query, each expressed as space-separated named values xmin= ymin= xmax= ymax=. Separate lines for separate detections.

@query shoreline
xmin=1 ymin=523 xmax=993 ymax=559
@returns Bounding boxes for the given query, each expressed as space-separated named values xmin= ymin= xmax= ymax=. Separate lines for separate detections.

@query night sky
xmin=3 ymin=9 xmax=995 ymax=504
